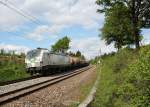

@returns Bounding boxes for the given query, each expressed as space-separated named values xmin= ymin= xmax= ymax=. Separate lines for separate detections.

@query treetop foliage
xmin=51 ymin=36 xmax=85 ymax=59
xmin=101 ymin=3 xmax=135 ymax=49
xmin=96 ymin=0 xmax=150 ymax=48
xmin=51 ymin=36 xmax=70 ymax=53
xmin=69 ymin=50 xmax=85 ymax=60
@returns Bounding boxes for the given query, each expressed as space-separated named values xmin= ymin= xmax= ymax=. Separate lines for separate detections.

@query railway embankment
xmin=0 ymin=66 xmax=96 ymax=107
xmin=91 ymin=45 xmax=150 ymax=107
xmin=0 ymin=55 xmax=30 ymax=82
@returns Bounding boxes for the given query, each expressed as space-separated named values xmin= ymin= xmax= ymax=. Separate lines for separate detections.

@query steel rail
xmin=0 ymin=75 xmax=41 ymax=86
xmin=0 ymin=66 xmax=92 ymax=105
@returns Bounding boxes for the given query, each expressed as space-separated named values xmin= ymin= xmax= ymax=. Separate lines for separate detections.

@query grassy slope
xmin=0 ymin=55 xmax=30 ymax=82
xmin=92 ymin=45 xmax=150 ymax=107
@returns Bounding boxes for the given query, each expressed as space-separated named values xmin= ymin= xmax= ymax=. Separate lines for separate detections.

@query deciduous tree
xmin=51 ymin=36 xmax=70 ymax=53
xmin=76 ymin=50 xmax=82 ymax=57
xmin=101 ymin=3 xmax=134 ymax=50
xmin=96 ymin=0 xmax=150 ymax=48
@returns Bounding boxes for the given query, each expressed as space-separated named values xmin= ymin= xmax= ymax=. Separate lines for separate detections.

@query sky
xmin=0 ymin=0 xmax=150 ymax=59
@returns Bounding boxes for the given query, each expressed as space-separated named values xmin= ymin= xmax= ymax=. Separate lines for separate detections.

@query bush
xmin=116 ymin=45 xmax=150 ymax=107
xmin=0 ymin=59 xmax=29 ymax=82
xmin=112 ymin=48 xmax=136 ymax=73
xmin=92 ymin=45 xmax=150 ymax=107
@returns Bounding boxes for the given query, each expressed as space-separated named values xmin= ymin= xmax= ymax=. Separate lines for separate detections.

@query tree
xmin=0 ymin=49 xmax=5 ymax=55
xmin=81 ymin=55 xmax=85 ymax=60
xmin=101 ymin=3 xmax=134 ymax=50
xmin=68 ymin=50 xmax=85 ymax=59
xmin=96 ymin=0 xmax=150 ymax=48
xmin=51 ymin=36 xmax=70 ymax=53
xmin=76 ymin=50 xmax=82 ymax=57
xmin=68 ymin=51 xmax=76 ymax=56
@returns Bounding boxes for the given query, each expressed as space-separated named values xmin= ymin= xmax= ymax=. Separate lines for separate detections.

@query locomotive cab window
xmin=26 ymin=49 xmax=41 ymax=59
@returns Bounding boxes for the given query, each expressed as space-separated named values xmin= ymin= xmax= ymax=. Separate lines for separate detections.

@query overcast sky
xmin=0 ymin=0 xmax=150 ymax=59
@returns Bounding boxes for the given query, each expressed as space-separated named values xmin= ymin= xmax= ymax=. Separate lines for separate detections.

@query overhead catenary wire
xmin=0 ymin=0 xmax=41 ymax=25
xmin=0 ymin=0 xmax=51 ymax=39
xmin=4 ymin=0 xmax=42 ymax=25
xmin=0 ymin=0 xmax=38 ymax=39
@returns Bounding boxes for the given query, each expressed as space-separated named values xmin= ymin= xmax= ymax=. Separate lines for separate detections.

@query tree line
xmin=0 ymin=49 xmax=25 ymax=57
xmin=96 ymin=0 xmax=150 ymax=50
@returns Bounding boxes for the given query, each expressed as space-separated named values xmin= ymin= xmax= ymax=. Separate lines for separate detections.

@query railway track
xmin=0 ymin=66 xmax=92 ymax=105
xmin=0 ymin=75 xmax=41 ymax=86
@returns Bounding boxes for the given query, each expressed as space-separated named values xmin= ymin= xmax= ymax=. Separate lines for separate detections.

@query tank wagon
xmin=25 ymin=48 xmax=89 ymax=75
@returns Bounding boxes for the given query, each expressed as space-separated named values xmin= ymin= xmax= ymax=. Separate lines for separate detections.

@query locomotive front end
xmin=25 ymin=49 xmax=42 ymax=74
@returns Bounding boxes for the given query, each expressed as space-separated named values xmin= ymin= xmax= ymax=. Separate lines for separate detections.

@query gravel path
xmin=1 ymin=66 xmax=96 ymax=107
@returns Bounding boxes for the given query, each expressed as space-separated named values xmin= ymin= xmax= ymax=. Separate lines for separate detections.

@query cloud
xmin=41 ymin=0 xmax=102 ymax=29
xmin=25 ymin=25 xmax=50 ymax=41
xmin=0 ymin=0 xmax=103 ymax=34
xmin=70 ymin=37 xmax=116 ymax=60
xmin=22 ymin=0 xmax=104 ymax=41
xmin=25 ymin=25 xmax=63 ymax=41
xmin=0 ymin=0 xmax=111 ymax=59
xmin=0 ymin=2 xmax=26 ymax=31
xmin=0 ymin=43 xmax=30 ymax=54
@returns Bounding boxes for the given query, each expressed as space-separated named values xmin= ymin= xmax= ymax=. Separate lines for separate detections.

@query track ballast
xmin=0 ymin=66 xmax=92 ymax=105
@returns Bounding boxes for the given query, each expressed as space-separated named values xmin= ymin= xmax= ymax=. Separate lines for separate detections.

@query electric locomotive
xmin=25 ymin=48 xmax=88 ymax=75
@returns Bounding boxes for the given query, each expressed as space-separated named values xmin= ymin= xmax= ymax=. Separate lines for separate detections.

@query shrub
xmin=92 ymin=45 xmax=150 ymax=107
xmin=117 ymin=45 xmax=150 ymax=107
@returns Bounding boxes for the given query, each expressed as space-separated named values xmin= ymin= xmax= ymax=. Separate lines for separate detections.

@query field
xmin=0 ymin=54 xmax=30 ymax=82
xmin=91 ymin=45 xmax=150 ymax=107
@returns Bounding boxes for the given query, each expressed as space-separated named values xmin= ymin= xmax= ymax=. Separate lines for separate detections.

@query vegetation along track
xmin=0 ymin=66 xmax=92 ymax=105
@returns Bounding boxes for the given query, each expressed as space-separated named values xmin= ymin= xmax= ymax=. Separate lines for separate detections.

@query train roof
xmin=37 ymin=47 xmax=48 ymax=50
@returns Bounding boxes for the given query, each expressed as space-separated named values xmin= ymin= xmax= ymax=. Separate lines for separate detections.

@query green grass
xmin=0 ymin=56 xmax=30 ymax=82
xmin=92 ymin=56 xmax=126 ymax=107
xmin=91 ymin=45 xmax=150 ymax=107
xmin=80 ymin=76 xmax=96 ymax=101
xmin=70 ymin=69 xmax=97 ymax=107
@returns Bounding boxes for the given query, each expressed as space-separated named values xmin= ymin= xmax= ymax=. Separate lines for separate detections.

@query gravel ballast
xmin=1 ymin=66 xmax=96 ymax=107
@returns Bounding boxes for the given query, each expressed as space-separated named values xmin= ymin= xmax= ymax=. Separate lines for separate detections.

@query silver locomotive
xmin=25 ymin=48 xmax=88 ymax=75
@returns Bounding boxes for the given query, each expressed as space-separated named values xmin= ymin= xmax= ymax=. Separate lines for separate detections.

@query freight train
xmin=25 ymin=48 xmax=89 ymax=75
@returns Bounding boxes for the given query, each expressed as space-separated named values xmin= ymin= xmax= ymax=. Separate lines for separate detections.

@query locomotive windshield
xmin=26 ymin=49 xmax=41 ymax=59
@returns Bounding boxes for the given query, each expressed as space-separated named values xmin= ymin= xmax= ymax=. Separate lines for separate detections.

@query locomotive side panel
xmin=41 ymin=52 xmax=50 ymax=67
xmin=49 ymin=54 xmax=70 ymax=66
